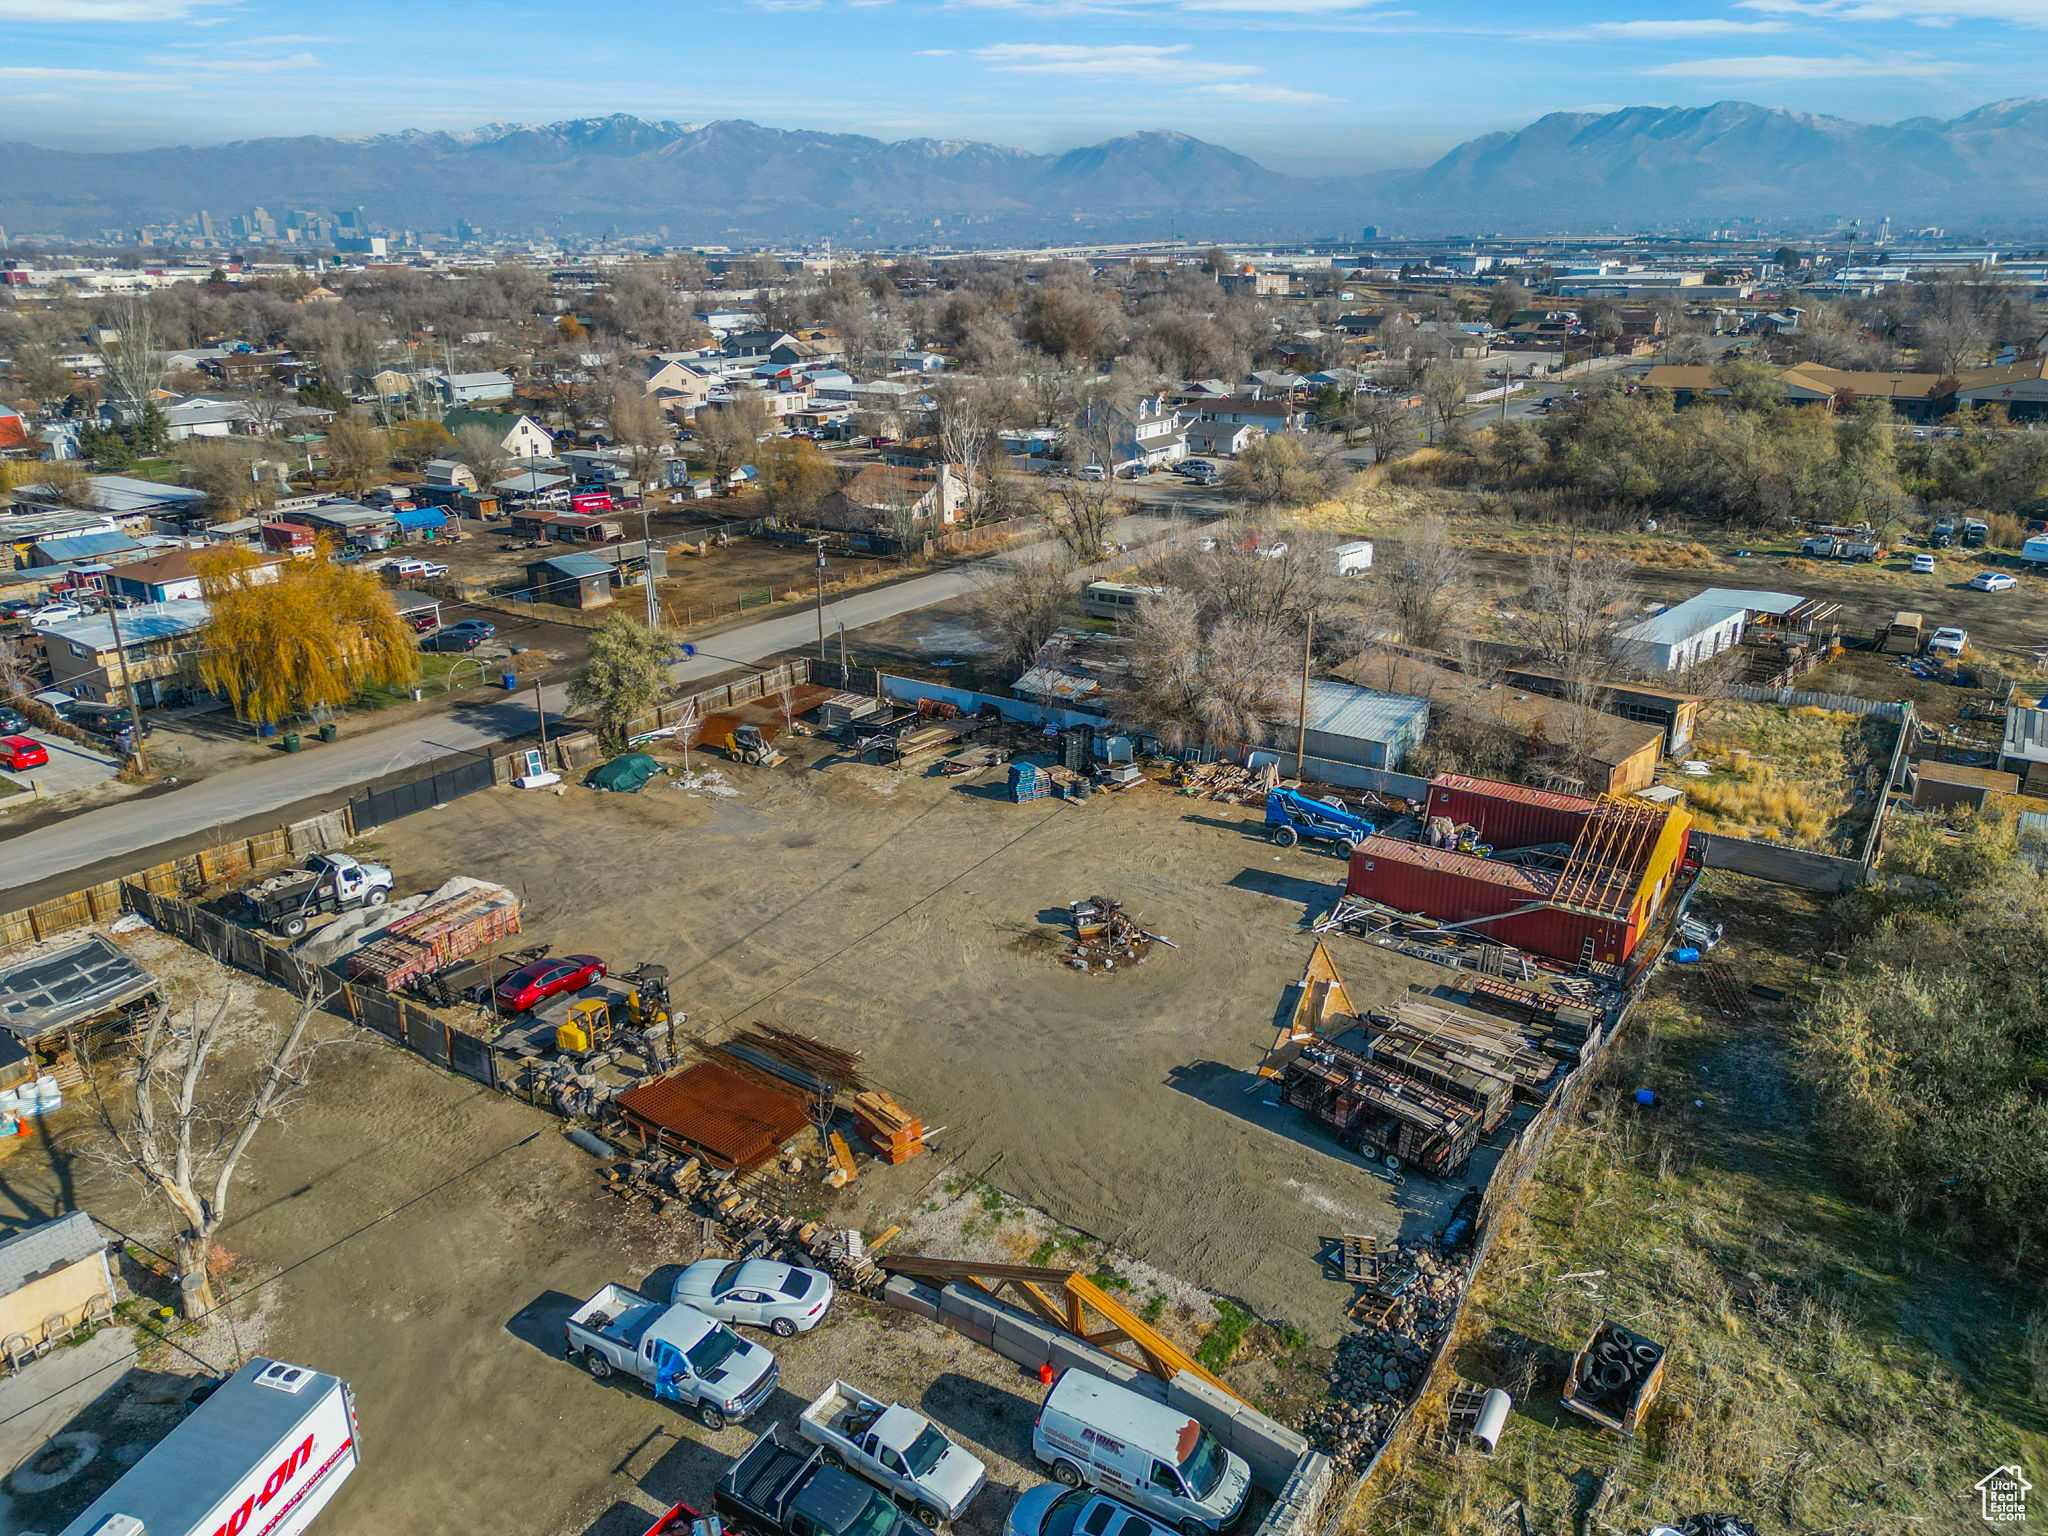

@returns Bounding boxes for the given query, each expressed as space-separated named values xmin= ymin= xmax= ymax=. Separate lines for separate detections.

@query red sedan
xmin=0 ymin=735 xmax=49 ymax=772
xmin=493 ymin=954 xmax=606 ymax=1013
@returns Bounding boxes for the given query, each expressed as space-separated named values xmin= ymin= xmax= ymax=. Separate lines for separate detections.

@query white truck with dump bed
xmin=797 ymin=1380 xmax=987 ymax=1524
xmin=564 ymin=1282 xmax=779 ymax=1431
xmin=239 ymin=853 xmax=393 ymax=938
xmin=57 ymin=1358 xmax=358 ymax=1536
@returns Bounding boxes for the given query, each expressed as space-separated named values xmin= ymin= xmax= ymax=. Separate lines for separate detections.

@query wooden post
xmin=1295 ymin=615 xmax=1314 ymax=779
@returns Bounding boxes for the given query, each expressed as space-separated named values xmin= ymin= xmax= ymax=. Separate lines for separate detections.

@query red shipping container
xmin=1426 ymin=774 xmax=1597 ymax=850
xmin=1347 ymin=836 xmax=1637 ymax=966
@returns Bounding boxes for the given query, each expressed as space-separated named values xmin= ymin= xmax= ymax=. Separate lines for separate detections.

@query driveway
xmin=0 ymin=732 xmax=121 ymax=800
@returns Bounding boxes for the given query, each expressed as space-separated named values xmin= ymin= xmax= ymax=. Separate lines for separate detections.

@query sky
xmin=5 ymin=0 xmax=2048 ymax=172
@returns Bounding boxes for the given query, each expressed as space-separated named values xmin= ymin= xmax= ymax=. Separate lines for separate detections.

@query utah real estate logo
xmin=1976 ymin=1464 xmax=2031 ymax=1524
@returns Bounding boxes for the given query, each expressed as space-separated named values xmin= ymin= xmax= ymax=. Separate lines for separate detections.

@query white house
xmin=1076 ymin=396 xmax=1188 ymax=473
xmin=428 ymin=371 xmax=516 ymax=407
xmin=1618 ymin=588 xmax=1805 ymax=673
xmin=440 ymin=410 xmax=553 ymax=460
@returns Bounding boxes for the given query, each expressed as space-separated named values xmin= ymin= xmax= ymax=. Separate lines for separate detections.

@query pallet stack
xmin=850 ymin=1089 xmax=926 ymax=1163
xmin=345 ymin=885 xmax=522 ymax=990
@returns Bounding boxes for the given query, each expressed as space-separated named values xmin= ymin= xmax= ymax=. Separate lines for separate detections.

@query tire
xmin=582 ymin=1352 xmax=613 ymax=1380
xmin=699 ymin=1404 xmax=727 ymax=1433
xmin=916 ymin=1506 xmax=945 ymax=1528
xmin=1383 ymin=1153 xmax=1403 ymax=1174
xmin=771 ymin=1316 xmax=798 ymax=1338
xmin=366 ymin=888 xmax=389 ymax=907
xmin=1337 ymin=839 xmax=1359 ymax=859
xmin=1273 ymin=826 xmax=1299 ymax=849
xmin=1051 ymin=1461 xmax=1085 ymax=1490
xmin=279 ymin=916 xmax=306 ymax=938
xmin=1180 ymin=1521 xmax=1211 ymax=1536
xmin=821 ymin=1448 xmax=844 ymax=1469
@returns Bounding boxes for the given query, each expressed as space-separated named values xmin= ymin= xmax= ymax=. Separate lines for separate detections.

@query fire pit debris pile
xmin=1063 ymin=894 xmax=1177 ymax=974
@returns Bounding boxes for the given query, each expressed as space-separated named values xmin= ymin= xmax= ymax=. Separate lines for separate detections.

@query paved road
xmin=0 ymin=507 xmax=1196 ymax=899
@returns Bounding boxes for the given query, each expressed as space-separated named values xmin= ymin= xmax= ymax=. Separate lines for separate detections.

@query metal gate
xmin=348 ymin=755 xmax=496 ymax=831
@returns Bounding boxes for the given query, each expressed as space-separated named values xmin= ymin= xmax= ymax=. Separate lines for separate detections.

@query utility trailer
xmin=240 ymin=853 xmax=393 ymax=938
xmin=1280 ymin=1039 xmax=1483 ymax=1177
xmin=57 ymin=1358 xmax=358 ymax=1536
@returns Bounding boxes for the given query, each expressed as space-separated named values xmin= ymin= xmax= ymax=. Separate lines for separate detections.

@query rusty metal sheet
xmin=616 ymin=1060 xmax=810 ymax=1171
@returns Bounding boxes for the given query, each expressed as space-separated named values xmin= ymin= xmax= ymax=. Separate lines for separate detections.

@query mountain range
xmin=7 ymin=98 xmax=2048 ymax=243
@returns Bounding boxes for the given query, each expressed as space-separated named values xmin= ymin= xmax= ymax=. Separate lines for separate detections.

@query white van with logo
xmin=1031 ymin=1372 xmax=1250 ymax=1536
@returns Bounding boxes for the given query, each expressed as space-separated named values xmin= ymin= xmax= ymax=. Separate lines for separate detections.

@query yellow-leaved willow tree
xmin=193 ymin=544 xmax=419 ymax=726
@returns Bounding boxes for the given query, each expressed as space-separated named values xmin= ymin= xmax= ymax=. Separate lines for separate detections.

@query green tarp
xmin=586 ymin=752 xmax=661 ymax=793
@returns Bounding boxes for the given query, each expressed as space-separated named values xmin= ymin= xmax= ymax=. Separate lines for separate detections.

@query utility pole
xmin=104 ymin=599 xmax=149 ymax=775
xmin=1498 ymin=362 xmax=1513 ymax=424
xmin=531 ymin=674 xmax=550 ymax=765
xmin=812 ymin=538 xmax=828 ymax=670
xmin=640 ymin=501 xmax=659 ymax=629
xmin=1295 ymin=615 xmax=1313 ymax=780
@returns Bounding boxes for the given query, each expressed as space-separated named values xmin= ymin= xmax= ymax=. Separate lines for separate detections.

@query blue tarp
xmin=392 ymin=506 xmax=448 ymax=530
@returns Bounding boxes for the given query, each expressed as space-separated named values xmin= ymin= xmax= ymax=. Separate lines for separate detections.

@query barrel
xmin=32 ymin=1075 xmax=61 ymax=1114
xmin=318 ymin=722 xmax=338 ymax=743
xmin=282 ymin=732 xmax=302 ymax=753
xmin=502 ymin=673 xmax=519 ymax=691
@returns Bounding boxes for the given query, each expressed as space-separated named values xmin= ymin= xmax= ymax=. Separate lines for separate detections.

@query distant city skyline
xmin=4 ymin=0 xmax=2048 ymax=174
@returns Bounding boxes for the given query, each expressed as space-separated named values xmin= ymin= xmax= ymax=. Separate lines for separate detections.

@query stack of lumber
xmin=1371 ymin=1001 xmax=1559 ymax=1104
xmin=851 ymin=1089 xmax=926 ymax=1163
xmin=345 ymin=883 xmax=521 ymax=990
xmin=714 ymin=1025 xmax=867 ymax=1097
xmin=1171 ymin=759 xmax=1280 ymax=804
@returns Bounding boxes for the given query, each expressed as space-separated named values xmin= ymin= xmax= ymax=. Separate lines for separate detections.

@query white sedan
xmin=1928 ymin=626 xmax=1969 ymax=657
xmin=1969 ymin=571 xmax=2017 ymax=591
xmin=671 ymin=1258 xmax=835 ymax=1336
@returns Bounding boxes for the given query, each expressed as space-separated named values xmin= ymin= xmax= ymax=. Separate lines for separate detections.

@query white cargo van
xmin=1332 ymin=540 xmax=1373 ymax=577
xmin=59 ymin=1358 xmax=358 ymax=1536
xmin=1031 ymin=1372 xmax=1250 ymax=1536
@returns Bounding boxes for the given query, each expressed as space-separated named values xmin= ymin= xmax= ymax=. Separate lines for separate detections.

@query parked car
xmin=493 ymin=953 xmax=606 ymax=1012
xmin=441 ymin=619 xmax=497 ymax=642
xmin=405 ymin=612 xmax=440 ymax=634
xmin=1032 ymin=1371 xmax=1250 ymax=1536
xmin=1969 ymin=571 xmax=2017 ymax=591
xmin=61 ymin=701 xmax=153 ymax=742
xmin=1009 ymin=1488 xmax=1174 ymax=1536
xmin=671 ymin=1259 xmax=835 ymax=1338
xmin=0 ymin=706 xmax=28 ymax=734
xmin=0 ymin=736 xmax=49 ymax=772
xmin=1910 ymin=553 xmax=1938 ymax=574
xmin=424 ymin=626 xmax=488 ymax=652
xmin=798 ymin=1381 xmax=986 ymax=1524
xmin=564 ymin=1284 xmax=778 ymax=1430
xmin=1927 ymin=626 xmax=1969 ymax=658
xmin=18 ymin=602 xmax=84 ymax=627
xmin=388 ymin=559 xmax=449 ymax=580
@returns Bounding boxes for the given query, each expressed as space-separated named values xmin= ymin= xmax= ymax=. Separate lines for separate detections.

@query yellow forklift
xmin=554 ymin=963 xmax=676 ymax=1059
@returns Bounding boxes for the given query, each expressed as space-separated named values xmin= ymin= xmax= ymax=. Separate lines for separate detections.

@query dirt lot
xmin=362 ymin=739 xmax=1490 ymax=1344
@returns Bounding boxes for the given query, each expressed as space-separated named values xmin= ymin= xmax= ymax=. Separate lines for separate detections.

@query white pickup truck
xmin=565 ymin=1283 xmax=779 ymax=1431
xmin=797 ymin=1380 xmax=987 ymax=1524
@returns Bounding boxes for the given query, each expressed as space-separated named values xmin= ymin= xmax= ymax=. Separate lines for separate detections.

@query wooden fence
xmin=0 ymin=810 xmax=350 ymax=953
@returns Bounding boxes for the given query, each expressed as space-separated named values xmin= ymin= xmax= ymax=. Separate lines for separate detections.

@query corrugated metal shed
xmin=2002 ymin=704 xmax=2048 ymax=764
xmin=1621 ymin=588 xmax=1803 ymax=648
xmin=1298 ymin=678 xmax=1430 ymax=763
xmin=543 ymin=552 xmax=614 ymax=580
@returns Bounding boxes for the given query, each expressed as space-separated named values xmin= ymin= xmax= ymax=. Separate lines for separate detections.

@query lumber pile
xmin=345 ymin=883 xmax=521 ymax=990
xmin=851 ymin=1090 xmax=927 ymax=1163
xmin=1368 ymin=1001 xmax=1559 ymax=1105
xmin=1170 ymin=759 xmax=1279 ymax=804
xmin=713 ymin=1025 xmax=867 ymax=1097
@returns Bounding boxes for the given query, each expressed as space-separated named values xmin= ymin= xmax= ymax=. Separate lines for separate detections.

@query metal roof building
xmin=1619 ymin=588 xmax=1805 ymax=673
xmin=1278 ymin=678 xmax=1431 ymax=772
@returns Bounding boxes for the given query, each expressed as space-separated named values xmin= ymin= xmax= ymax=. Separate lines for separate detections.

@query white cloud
xmin=972 ymin=42 xmax=1260 ymax=78
xmin=1737 ymin=0 xmax=2048 ymax=22
xmin=1641 ymin=50 xmax=1962 ymax=77
xmin=915 ymin=47 xmax=954 ymax=54
xmin=1582 ymin=18 xmax=1793 ymax=36
xmin=0 ymin=64 xmax=161 ymax=80
xmin=1190 ymin=81 xmax=1338 ymax=101
xmin=0 ymin=0 xmax=232 ymax=17
xmin=146 ymin=49 xmax=319 ymax=71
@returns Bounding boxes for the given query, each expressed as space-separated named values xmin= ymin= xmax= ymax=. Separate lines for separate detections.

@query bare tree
xmin=1507 ymin=542 xmax=1640 ymax=685
xmin=1108 ymin=588 xmax=1290 ymax=751
xmin=1361 ymin=517 xmax=1469 ymax=650
xmin=971 ymin=545 xmax=1078 ymax=669
xmin=1417 ymin=360 xmax=1477 ymax=444
xmin=90 ymin=980 xmax=329 ymax=1318
xmin=452 ymin=422 xmax=512 ymax=492
xmin=1221 ymin=432 xmax=1349 ymax=511
xmin=693 ymin=395 xmax=774 ymax=484
xmin=100 ymin=298 xmax=167 ymax=419
xmin=177 ymin=437 xmax=274 ymax=520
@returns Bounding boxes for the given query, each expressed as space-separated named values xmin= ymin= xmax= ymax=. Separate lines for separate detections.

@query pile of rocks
xmin=1307 ymin=1242 xmax=1470 ymax=1472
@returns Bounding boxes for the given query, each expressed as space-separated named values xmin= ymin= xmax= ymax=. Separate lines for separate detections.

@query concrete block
xmin=991 ymin=1333 xmax=1046 ymax=1371
xmin=937 ymin=1286 xmax=1008 ymax=1334
xmin=992 ymin=1315 xmax=1056 ymax=1363
xmin=939 ymin=1316 xmax=993 ymax=1348
xmin=883 ymin=1276 xmax=941 ymax=1321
